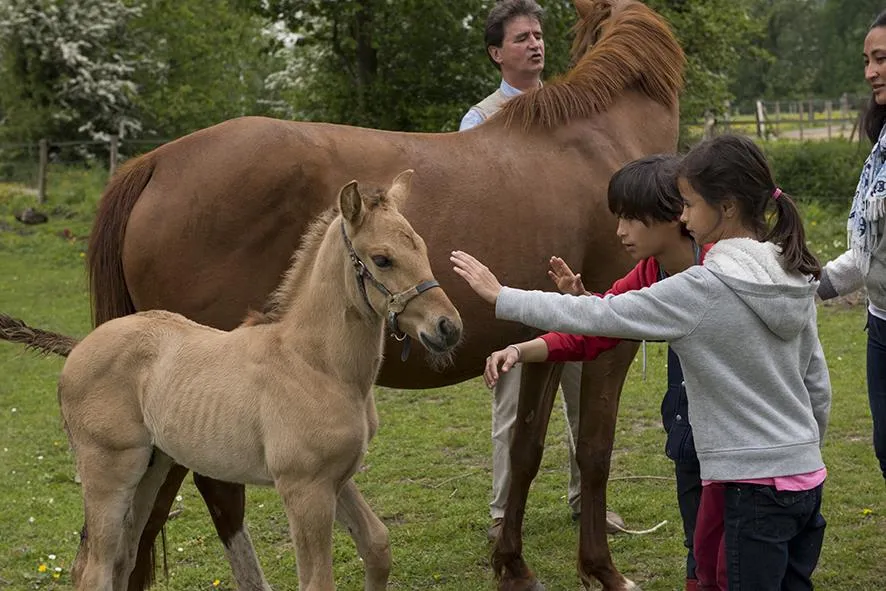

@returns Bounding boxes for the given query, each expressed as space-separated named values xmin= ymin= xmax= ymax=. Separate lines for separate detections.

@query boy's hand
xmin=484 ymin=346 xmax=520 ymax=388
xmin=548 ymin=256 xmax=587 ymax=296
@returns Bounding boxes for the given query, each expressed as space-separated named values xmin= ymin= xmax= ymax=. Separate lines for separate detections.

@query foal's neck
xmin=276 ymin=224 xmax=386 ymax=394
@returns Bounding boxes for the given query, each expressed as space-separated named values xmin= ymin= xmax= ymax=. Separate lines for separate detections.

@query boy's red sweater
xmin=540 ymin=245 xmax=711 ymax=362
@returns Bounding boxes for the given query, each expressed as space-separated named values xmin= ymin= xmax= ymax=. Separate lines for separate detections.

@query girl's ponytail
xmin=765 ymin=189 xmax=821 ymax=280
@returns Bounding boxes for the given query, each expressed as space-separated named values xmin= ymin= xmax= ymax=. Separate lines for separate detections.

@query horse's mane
xmin=242 ymin=188 xmax=389 ymax=326
xmin=497 ymin=0 xmax=684 ymax=131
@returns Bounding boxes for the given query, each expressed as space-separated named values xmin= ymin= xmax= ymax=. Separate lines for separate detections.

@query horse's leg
xmin=75 ymin=442 xmax=153 ymax=591
xmin=127 ymin=463 xmax=189 ymax=591
xmin=276 ymin=476 xmax=338 ymax=591
xmin=193 ymin=474 xmax=272 ymax=591
xmin=493 ymin=362 xmax=563 ymax=591
xmin=335 ymin=478 xmax=391 ymax=590
xmin=114 ymin=451 xmax=176 ymax=589
xmin=576 ymin=342 xmax=640 ymax=591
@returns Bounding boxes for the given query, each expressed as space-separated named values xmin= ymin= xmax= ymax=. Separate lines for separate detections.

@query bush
xmin=761 ymin=139 xmax=869 ymax=206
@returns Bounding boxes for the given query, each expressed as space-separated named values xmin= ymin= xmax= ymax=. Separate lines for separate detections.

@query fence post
xmin=798 ymin=102 xmax=804 ymax=140
xmin=755 ymin=100 xmax=766 ymax=139
xmin=109 ymin=135 xmax=119 ymax=177
xmin=37 ymin=138 xmax=48 ymax=204
xmin=775 ymin=101 xmax=781 ymax=137
xmin=826 ymin=100 xmax=832 ymax=139
xmin=703 ymin=110 xmax=716 ymax=139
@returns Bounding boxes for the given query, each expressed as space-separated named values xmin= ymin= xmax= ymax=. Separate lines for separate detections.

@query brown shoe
xmin=487 ymin=517 xmax=503 ymax=542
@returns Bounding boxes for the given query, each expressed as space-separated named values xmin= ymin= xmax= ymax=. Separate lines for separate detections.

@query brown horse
xmin=86 ymin=1 xmax=683 ymax=589
xmin=2 ymin=172 xmax=462 ymax=591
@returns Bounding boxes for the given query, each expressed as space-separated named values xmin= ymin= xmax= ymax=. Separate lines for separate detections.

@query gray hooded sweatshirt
xmin=496 ymin=238 xmax=831 ymax=481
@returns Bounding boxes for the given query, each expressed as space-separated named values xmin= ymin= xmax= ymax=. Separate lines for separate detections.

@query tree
xmin=647 ymin=0 xmax=765 ymax=124
xmin=0 ymin=0 xmax=148 ymax=142
xmin=260 ymin=0 xmax=494 ymax=131
xmin=128 ymin=0 xmax=283 ymax=138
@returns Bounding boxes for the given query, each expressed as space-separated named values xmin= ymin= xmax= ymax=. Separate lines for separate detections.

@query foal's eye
xmin=371 ymin=255 xmax=392 ymax=269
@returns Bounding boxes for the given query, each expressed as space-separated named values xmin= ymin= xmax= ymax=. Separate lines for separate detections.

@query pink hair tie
xmin=772 ymin=187 xmax=783 ymax=200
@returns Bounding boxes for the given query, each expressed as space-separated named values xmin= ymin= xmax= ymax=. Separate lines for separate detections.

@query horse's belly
xmin=153 ymin=431 xmax=274 ymax=485
xmin=143 ymin=396 xmax=274 ymax=485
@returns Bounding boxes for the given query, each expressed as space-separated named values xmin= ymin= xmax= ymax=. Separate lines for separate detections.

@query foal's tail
xmin=0 ymin=314 xmax=79 ymax=357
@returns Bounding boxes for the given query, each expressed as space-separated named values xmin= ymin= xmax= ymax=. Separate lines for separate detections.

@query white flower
xmin=48 ymin=554 xmax=56 ymax=560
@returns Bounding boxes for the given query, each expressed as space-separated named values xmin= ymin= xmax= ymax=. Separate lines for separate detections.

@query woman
xmin=817 ymin=9 xmax=886 ymax=484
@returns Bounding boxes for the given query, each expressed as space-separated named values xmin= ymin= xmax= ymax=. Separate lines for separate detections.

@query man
xmin=459 ymin=0 xmax=545 ymax=131
xmin=459 ymin=0 xmax=623 ymax=541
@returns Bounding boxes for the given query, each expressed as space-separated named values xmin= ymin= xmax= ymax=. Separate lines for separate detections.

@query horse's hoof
xmin=581 ymin=577 xmax=638 ymax=591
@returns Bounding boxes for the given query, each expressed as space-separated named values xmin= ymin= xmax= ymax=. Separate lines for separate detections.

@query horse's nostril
xmin=437 ymin=317 xmax=461 ymax=345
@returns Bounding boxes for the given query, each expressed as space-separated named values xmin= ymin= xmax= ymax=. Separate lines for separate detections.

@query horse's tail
xmin=87 ymin=152 xmax=156 ymax=327
xmin=0 ymin=314 xmax=79 ymax=357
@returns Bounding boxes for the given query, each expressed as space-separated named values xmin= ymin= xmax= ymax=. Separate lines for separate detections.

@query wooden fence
xmin=687 ymin=97 xmax=866 ymax=142
xmin=0 ymin=136 xmax=168 ymax=203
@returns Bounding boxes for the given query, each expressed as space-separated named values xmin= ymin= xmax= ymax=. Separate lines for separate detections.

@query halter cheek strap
xmin=340 ymin=222 xmax=441 ymax=360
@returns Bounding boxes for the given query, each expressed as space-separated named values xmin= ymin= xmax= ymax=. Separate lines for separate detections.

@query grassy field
xmin=0 ymin=172 xmax=883 ymax=591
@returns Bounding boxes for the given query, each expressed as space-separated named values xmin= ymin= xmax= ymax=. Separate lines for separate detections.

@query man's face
xmin=489 ymin=15 xmax=544 ymax=78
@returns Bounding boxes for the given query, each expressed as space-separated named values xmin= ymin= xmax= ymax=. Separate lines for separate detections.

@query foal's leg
xmin=576 ymin=342 xmax=639 ymax=591
xmin=127 ymin=463 xmax=189 ymax=591
xmin=114 ymin=450 xmax=176 ymax=590
xmin=493 ymin=362 xmax=562 ymax=591
xmin=276 ymin=476 xmax=338 ymax=591
xmin=75 ymin=442 xmax=154 ymax=591
xmin=335 ymin=478 xmax=391 ymax=590
xmin=194 ymin=475 xmax=272 ymax=591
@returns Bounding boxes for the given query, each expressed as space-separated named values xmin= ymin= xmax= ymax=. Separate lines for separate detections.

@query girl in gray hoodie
xmin=451 ymin=134 xmax=831 ymax=591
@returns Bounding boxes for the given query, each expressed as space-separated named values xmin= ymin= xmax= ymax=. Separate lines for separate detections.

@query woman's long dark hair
xmin=680 ymin=134 xmax=821 ymax=280
xmin=863 ymin=10 xmax=886 ymax=142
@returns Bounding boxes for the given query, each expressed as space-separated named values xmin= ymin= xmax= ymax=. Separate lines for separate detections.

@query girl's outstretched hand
xmin=548 ymin=256 xmax=587 ymax=296
xmin=450 ymin=251 xmax=502 ymax=305
xmin=484 ymin=346 xmax=520 ymax=388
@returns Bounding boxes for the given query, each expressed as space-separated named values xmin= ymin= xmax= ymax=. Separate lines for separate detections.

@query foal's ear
xmin=387 ymin=169 xmax=414 ymax=209
xmin=339 ymin=180 xmax=364 ymax=226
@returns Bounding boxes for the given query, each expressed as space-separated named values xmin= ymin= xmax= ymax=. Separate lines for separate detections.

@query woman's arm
xmin=818 ymin=249 xmax=864 ymax=301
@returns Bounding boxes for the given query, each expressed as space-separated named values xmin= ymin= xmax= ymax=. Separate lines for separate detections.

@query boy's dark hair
xmin=608 ymin=154 xmax=683 ymax=225
xmin=679 ymin=134 xmax=821 ymax=280
xmin=484 ymin=0 xmax=544 ymax=70
xmin=863 ymin=10 xmax=886 ymax=143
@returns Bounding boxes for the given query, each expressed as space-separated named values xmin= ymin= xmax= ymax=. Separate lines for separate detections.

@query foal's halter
xmin=340 ymin=222 xmax=441 ymax=360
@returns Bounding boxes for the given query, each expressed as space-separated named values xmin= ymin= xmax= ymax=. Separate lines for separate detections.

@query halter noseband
xmin=340 ymin=222 xmax=441 ymax=360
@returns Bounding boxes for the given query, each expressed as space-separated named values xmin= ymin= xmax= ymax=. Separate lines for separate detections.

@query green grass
xmin=0 ymin=176 xmax=883 ymax=590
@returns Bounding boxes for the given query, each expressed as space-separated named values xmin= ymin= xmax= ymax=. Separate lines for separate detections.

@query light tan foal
xmin=44 ymin=170 xmax=462 ymax=590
